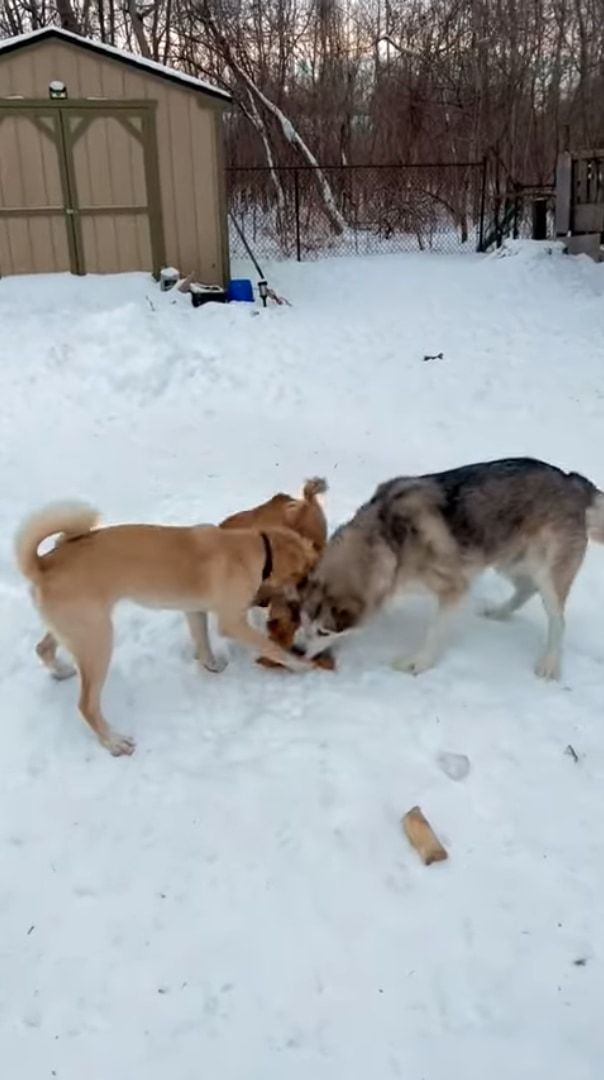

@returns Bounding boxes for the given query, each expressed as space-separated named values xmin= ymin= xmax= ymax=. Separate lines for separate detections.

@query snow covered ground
xmin=1 ymin=244 xmax=604 ymax=1079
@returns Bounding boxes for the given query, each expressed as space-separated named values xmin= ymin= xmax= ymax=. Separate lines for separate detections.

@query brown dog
xmin=15 ymin=503 xmax=317 ymax=756
xmin=219 ymin=478 xmax=334 ymax=669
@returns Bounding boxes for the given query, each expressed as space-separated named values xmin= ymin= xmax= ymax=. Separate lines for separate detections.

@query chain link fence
xmin=227 ymin=162 xmax=487 ymax=261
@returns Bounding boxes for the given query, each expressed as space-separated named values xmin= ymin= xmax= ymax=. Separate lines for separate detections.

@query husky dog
xmin=297 ymin=458 xmax=604 ymax=679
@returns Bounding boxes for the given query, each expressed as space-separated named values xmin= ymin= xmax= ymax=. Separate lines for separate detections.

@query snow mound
xmin=491 ymin=238 xmax=566 ymax=260
xmin=1 ymin=253 xmax=604 ymax=1080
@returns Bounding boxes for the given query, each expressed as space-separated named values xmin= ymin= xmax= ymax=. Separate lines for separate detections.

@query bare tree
xmin=3 ymin=0 xmax=604 ymax=240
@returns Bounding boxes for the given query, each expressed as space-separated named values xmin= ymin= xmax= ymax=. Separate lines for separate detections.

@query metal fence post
xmin=294 ymin=168 xmax=302 ymax=261
xmin=478 ymin=155 xmax=488 ymax=251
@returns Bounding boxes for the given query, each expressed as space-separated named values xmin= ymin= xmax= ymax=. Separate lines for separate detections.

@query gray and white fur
xmin=297 ymin=458 xmax=604 ymax=679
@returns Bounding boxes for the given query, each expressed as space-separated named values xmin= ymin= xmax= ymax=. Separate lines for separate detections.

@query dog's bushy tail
xmin=302 ymin=477 xmax=328 ymax=501
xmin=587 ymin=491 xmax=604 ymax=544
xmin=15 ymin=501 xmax=99 ymax=582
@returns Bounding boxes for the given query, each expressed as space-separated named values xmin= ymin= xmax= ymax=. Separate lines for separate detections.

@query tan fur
xmin=221 ymin=476 xmax=327 ymax=554
xmin=16 ymin=503 xmax=317 ymax=756
xmin=219 ymin=477 xmax=332 ymax=668
xmin=15 ymin=501 xmax=99 ymax=580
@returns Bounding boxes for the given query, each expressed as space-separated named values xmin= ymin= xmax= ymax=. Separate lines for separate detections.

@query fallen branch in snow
xmin=265 ymin=287 xmax=291 ymax=307
xmin=178 ymin=272 xmax=195 ymax=293
xmin=565 ymin=744 xmax=580 ymax=764
xmin=402 ymin=806 xmax=448 ymax=865
xmin=423 ymin=352 xmax=444 ymax=362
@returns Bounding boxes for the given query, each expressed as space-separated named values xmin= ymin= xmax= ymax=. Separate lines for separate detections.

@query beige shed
xmin=0 ymin=27 xmax=231 ymax=283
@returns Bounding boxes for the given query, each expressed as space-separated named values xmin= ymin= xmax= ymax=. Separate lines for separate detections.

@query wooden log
xmin=177 ymin=271 xmax=195 ymax=293
xmin=402 ymin=806 xmax=448 ymax=865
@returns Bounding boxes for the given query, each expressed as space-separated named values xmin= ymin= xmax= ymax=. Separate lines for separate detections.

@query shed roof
xmin=0 ymin=26 xmax=231 ymax=103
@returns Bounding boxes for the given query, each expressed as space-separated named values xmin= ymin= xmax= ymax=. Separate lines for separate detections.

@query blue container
xmin=227 ymin=278 xmax=255 ymax=303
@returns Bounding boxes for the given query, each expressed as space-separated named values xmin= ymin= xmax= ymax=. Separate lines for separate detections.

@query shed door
xmin=64 ymin=106 xmax=164 ymax=274
xmin=0 ymin=102 xmax=165 ymax=276
xmin=0 ymin=110 xmax=71 ymax=274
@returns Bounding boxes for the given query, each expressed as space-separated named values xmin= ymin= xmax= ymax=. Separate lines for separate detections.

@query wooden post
xmin=555 ymin=151 xmax=572 ymax=236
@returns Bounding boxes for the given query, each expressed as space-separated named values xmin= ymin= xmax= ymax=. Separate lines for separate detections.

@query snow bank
xmin=491 ymin=238 xmax=567 ymax=260
xmin=1 ymin=252 xmax=604 ymax=1080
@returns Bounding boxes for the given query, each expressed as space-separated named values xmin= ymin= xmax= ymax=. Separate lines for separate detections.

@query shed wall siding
xmin=0 ymin=40 xmax=225 ymax=281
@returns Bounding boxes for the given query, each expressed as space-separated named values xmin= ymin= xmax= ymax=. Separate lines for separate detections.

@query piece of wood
xmin=177 ymin=271 xmax=195 ymax=293
xmin=402 ymin=806 xmax=448 ymax=866
xmin=555 ymin=151 xmax=572 ymax=236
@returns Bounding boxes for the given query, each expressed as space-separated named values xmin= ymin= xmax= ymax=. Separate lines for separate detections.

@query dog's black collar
xmin=260 ymin=532 xmax=273 ymax=581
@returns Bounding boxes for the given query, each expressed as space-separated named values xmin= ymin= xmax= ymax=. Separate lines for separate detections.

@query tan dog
xmin=221 ymin=477 xmax=328 ymax=555
xmin=15 ymin=503 xmax=316 ymax=756
xmin=219 ymin=478 xmax=334 ymax=669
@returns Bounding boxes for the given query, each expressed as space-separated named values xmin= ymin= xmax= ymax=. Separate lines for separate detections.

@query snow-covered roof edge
xmin=0 ymin=26 xmax=231 ymax=104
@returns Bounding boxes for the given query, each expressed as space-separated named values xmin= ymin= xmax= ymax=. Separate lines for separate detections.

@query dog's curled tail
xmin=303 ymin=477 xmax=328 ymax=501
xmin=15 ymin=501 xmax=99 ymax=582
xmin=587 ymin=491 xmax=604 ymax=544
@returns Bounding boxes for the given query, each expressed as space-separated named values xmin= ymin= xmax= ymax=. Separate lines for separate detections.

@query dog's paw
xmin=202 ymin=655 xmax=228 ymax=674
xmin=286 ymin=654 xmax=313 ymax=673
xmin=104 ymin=732 xmax=136 ymax=756
xmin=392 ymin=653 xmax=434 ymax=676
xmin=534 ymin=654 xmax=561 ymax=681
xmin=256 ymin=656 xmax=287 ymax=670
xmin=313 ymin=651 xmax=336 ymax=671
xmin=480 ymin=601 xmax=511 ymax=621
xmin=51 ymin=660 xmax=77 ymax=681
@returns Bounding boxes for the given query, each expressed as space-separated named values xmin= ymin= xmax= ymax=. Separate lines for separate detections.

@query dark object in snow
xmin=565 ymin=743 xmax=579 ymax=763
xmin=227 ymin=278 xmax=255 ymax=303
xmin=266 ymin=286 xmax=291 ymax=307
xmin=190 ymin=283 xmax=226 ymax=308
xmin=423 ymin=351 xmax=444 ymax=362
xmin=255 ymin=279 xmax=291 ymax=308
xmin=573 ymin=957 xmax=588 ymax=966
xmin=160 ymin=266 xmax=179 ymax=292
